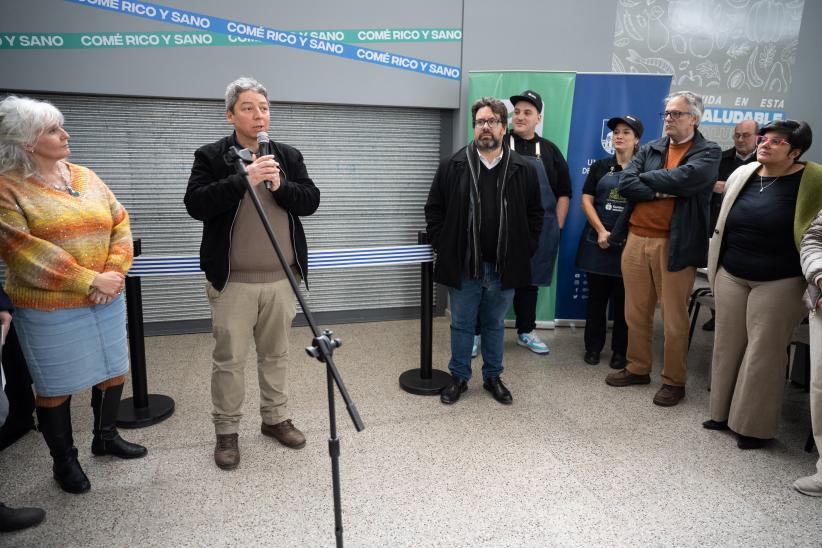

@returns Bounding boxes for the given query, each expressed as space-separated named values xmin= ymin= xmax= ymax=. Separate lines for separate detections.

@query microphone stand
xmin=226 ymin=146 xmax=364 ymax=548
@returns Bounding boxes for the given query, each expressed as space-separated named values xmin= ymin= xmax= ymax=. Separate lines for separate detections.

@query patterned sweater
xmin=0 ymin=161 xmax=132 ymax=310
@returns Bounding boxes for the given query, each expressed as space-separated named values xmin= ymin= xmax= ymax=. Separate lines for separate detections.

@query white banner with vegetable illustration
xmin=612 ymin=0 xmax=805 ymax=149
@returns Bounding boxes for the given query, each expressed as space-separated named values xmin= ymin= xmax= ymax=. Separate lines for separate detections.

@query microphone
xmin=256 ymin=131 xmax=273 ymax=190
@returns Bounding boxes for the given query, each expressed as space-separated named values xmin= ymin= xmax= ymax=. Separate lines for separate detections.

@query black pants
xmin=512 ymin=285 xmax=538 ymax=334
xmin=584 ymin=272 xmax=627 ymax=354
xmin=0 ymin=325 xmax=36 ymax=451
xmin=474 ymin=285 xmax=538 ymax=336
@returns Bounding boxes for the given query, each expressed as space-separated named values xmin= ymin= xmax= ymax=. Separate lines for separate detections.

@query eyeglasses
xmin=756 ymin=135 xmax=790 ymax=147
xmin=473 ymin=118 xmax=503 ymax=128
xmin=660 ymin=110 xmax=691 ymax=120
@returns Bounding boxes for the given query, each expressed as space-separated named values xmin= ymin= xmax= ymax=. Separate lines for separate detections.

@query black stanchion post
xmin=118 ymin=238 xmax=175 ymax=428
xmin=399 ymin=231 xmax=451 ymax=395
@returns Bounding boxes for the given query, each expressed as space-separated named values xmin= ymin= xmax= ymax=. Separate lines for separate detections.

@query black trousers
xmin=473 ymin=285 xmax=539 ymax=336
xmin=0 ymin=324 xmax=36 ymax=451
xmin=513 ymin=285 xmax=538 ymax=334
xmin=584 ymin=272 xmax=627 ymax=354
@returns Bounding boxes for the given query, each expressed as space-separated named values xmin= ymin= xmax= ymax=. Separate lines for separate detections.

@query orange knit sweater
xmin=0 ymin=161 xmax=132 ymax=311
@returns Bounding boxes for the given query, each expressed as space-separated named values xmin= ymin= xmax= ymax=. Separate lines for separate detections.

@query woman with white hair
xmin=0 ymin=95 xmax=147 ymax=495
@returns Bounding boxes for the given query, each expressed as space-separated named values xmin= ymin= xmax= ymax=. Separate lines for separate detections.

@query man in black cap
xmin=505 ymin=89 xmax=571 ymax=355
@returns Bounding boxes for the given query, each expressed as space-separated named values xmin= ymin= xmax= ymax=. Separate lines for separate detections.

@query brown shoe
xmin=261 ymin=419 xmax=306 ymax=449
xmin=605 ymin=368 xmax=651 ymax=387
xmin=214 ymin=433 xmax=240 ymax=470
xmin=653 ymin=384 xmax=685 ymax=407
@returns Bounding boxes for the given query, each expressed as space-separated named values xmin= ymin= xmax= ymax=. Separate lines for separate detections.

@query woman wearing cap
xmin=705 ymin=120 xmax=822 ymax=449
xmin=0 ymin=95 xmax=147 ymax=494
xmin=576 ymin=115 xmax=643 ymax=368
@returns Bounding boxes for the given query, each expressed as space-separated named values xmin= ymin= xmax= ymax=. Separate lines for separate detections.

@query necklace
xmin=759 ymin=175 xmax=780 ymax=193
xmin=34 ymin=163 xmax=79 ymax=197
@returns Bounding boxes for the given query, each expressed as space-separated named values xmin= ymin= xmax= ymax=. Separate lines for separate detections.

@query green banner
xmin=467 ymin=71 xmax=576 ymax=325
xmin=0 ymin=32 xmax=226 ymax=49
xmin=0 ymin=28 xmax=461 ymax=50
xmin=294 ymin=28 xmax=462 ymax=42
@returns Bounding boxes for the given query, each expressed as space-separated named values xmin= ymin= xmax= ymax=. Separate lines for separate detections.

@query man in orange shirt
xmin=605 ymin=91 xmax=721 ymax=406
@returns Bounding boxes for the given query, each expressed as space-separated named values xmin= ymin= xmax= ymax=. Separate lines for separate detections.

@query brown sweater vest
xmin=228 ymin=185 xmax=295 ymax=283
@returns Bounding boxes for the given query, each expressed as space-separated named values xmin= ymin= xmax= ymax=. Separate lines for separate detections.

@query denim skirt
xmin=14 ymin=294 xmax=129 ymax=397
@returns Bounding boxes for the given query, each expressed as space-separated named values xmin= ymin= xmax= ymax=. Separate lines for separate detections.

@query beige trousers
xmin=808 ymin=311 xmax=822 ymax=479
xmin=622 ymin=234 xmax=696 ymax=386
xmin=206 ymin=279 xmax=297 ymax=435
xmin=710 ymin=268 xmax=806 ymax=439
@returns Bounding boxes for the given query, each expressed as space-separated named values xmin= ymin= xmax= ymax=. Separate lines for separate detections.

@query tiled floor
xmin=1 ymin=311 xmax=820 ymax=547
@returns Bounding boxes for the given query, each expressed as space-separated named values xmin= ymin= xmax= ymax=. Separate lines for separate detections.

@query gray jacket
xmin=608 ymin=129 xmax=721 ymax=272
xmin=801 ymin=208 xmax=822 ymax=310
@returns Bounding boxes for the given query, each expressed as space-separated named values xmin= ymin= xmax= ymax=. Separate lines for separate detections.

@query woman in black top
xmin=705 ymin=120 xmax=821 ymax=449
xmin=576 ymin=115 xmax=643 ymax=368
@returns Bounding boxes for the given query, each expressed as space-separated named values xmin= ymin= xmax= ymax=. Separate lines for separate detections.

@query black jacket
xmin=710 ymin=147 xmax=756 ymax=231
xmin=0 ymin=286 xmax=12 ymax=313
xmin=608 ymin=129 xmax=721 ymax=271
xmin=424 ymin=144 xmax=543 ymax=290
xmin=184 ymin=133 xmax=320 ymax=291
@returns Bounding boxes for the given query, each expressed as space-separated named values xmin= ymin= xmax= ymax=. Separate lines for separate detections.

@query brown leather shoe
xmin=214 ymin=433 xmax=240 ymax=470
xmin=261 ymin=419 xmax=306 ymax=449
xmin=605 ymin=368 xmax=651 ymax=387
xmin=653 ymin=384 xmax=685 ymax=407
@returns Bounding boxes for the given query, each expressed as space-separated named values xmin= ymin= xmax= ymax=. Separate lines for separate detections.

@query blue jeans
xmin=448 ymin=263 xmax=514 ymax=381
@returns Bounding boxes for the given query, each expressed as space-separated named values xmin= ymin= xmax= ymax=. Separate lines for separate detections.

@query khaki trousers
xmin=622 ymin=234 xmax=695 ymax=386
xmin=809 ymin=312 xmax=822 ymax=480
xmin=206 ymin=279 xmax=297 ymax=435
xmin=710 ymin=268 xmax=806 ymax=439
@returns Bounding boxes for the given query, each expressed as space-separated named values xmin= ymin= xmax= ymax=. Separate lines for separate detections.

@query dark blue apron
xmin=516 ymin=136 xmax=559 ymax=286
xmin=575 ymin=168 xmax=626 ymax=277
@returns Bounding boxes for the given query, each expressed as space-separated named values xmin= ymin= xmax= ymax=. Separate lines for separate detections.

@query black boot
xmin=90 ymin=384 xmax=147 ymax=459
xmin=36 ymin=399 xmax=91 ymax=494
xmin=0 ymin=503 xmax=46 ymax=532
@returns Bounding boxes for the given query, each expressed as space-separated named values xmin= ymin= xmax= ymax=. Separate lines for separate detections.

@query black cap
xmin=509 ymin=90 xmax=543 ymax=113
xmin=607 ymin=114 xmax=644 ymax=139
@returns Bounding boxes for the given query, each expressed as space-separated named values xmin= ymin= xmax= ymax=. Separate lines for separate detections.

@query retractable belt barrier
xmin=121 ymin=233 xmax=446 ymax=427
xmin=129 ymin=244 xmax=434 ymax=275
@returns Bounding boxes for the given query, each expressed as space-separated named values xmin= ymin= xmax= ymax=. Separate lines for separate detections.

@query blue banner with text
xmin=64 ymin=0 xmax=461 ymax=80
xmin=555 ymin=73 xmax=672 ymax=322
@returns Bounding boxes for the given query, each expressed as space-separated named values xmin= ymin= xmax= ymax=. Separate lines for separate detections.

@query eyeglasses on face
xmin=756 ymin=135 xmax=790 ymax=147
xmin=660 ymin=110 xmax=691 ymax=120
xmin=473 ymin=118 xmax=503 ymax=128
